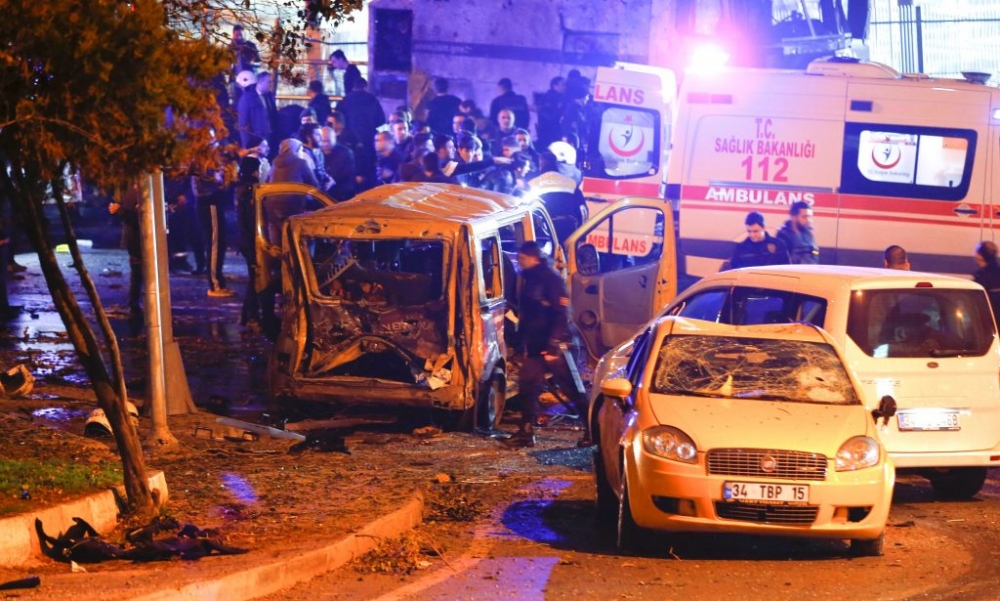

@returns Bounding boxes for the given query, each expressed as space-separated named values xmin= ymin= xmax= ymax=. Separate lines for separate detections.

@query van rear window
xmin=841 ymin=123 xmax=976 ymax=201
xmin=847 ymin=288 xmax=993 ymax=358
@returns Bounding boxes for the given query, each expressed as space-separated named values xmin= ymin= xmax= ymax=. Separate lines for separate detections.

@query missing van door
xmin=299 ymin=237 xmax=450 ymax=384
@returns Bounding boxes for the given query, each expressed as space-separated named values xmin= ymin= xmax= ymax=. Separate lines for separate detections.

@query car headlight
xmin=835 ymin=436 xmax=880 ymax=471
xmin=642 ymin=426 xmax=698 ymax=464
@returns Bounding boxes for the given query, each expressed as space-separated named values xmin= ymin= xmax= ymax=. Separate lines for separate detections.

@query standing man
xmin=425 ymin=77 xmax=462 ymax=136
xmin=328 ymin=49 xmax=361 ymax=99
xmin=883 ymin=245 xmax=910 ymax=270
xmin=776 ymin=201 xmax=819 ymax=264
xmin=505 ymin=242 xmax=591 ymax=449
xmin=730 ymin=211 xmax=790 ymax=269
xmin=190 ymin=150 xmax=234 ymax=298
xmin=237 ymin=71 xmax=274 ymax=149
xmin=490 ymin=78 xmax=530 ymax=135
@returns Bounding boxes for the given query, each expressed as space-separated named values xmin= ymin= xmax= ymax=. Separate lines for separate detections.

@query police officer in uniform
xmin=505 ymin=242 xmax=592 ymax=448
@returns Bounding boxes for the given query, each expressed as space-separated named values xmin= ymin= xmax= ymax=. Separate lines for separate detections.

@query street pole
xmin=140 ymin=172 xmax=194 ymax=449
xmin=148 ymin=172 xmax=195 ymax=416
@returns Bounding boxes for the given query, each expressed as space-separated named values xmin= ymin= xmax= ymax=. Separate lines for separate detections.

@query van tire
xmin=474 ymin=374 xmax=505 ymax=433
xmin=929 ymin=467 xmax=987 ymax=500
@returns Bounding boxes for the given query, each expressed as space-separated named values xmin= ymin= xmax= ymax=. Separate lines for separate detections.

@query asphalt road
xmin=264 ymin=444 xmax=1000 ymax=601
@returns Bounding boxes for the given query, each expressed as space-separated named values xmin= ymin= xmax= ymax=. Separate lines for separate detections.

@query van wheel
xmin=929 ymin=467 xmax=987 ymax=500
xmin=850 ymin=532 xmax=885 ymax=557
xmin=474 ymin=375 xmax=505 ymax=433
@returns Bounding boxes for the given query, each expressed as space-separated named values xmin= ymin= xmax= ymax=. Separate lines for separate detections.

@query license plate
xmin=723 ymin=481 xmax=809 ymax=504
xmin=897 ymin=410 xmax=960 ymax=431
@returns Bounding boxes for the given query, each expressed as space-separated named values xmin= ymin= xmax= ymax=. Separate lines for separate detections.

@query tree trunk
xmin=1 ymin=168 xmax=154 ymax=517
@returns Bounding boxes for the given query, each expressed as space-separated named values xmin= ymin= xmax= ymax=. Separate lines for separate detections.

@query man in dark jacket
xmin=776 ymin=201 xmax=820 ymax=264
xmin=505 ymin=242 xmax=590 ymax=448
xmin=237 ymin=71 xmax=275 ymax=149
xmin=489 ymin=78 xmax=530 ymax=135
xmin=426 ymin=77 xmax=462 ymax=136
xmin=730 ymin=211 xmax=790 ymax=269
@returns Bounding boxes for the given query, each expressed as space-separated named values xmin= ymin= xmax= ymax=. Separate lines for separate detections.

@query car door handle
xmin=639 ymin=275 xmax=648 ymax=288
xmin=585 ymin=285 xmax=598 ymax=294
xmin=953 ymin=206 xmax=976 ymax=216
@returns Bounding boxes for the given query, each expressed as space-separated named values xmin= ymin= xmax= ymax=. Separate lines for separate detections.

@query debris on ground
xmin=424 ymin=483 xmax=485 ymax=522
xmin=0 ymin=364 xmax=34 ymax=398
xmin=35 ymin=516 xmax=249 ymax=564
xmin=412 ymin=425 xmax=441 ymax=439
xmin=354 ymin=533 xmax=429 ymax=575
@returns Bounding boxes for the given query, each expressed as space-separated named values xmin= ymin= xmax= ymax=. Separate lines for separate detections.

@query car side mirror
xmin=601 ymin=377 xmax=633 ymax=402
xmin=576 ymin=243 xmax=600 ymax=276
xmin=871 ymin=395 xmax=897 ymax=426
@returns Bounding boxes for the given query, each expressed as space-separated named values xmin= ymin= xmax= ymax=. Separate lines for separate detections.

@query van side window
xmin=730 ymin=287 xmax=828 ymax=326
xmin=584 ymin=105 xmax=661 ymax=180
xmin=841 ymin=123 xmax=976 ymax=201
xmin=674 ymin=289 xmax=728 ymax=322
xmin=530 ymin=209 xmax=557 ymax=258
xmin=848 ymin=289 xmax=993 ymax=358
xmin=480 ymin=236 xmax=503 ymax=301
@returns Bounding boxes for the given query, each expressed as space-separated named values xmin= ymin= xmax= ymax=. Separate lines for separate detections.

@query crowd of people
xmin=146 ymin=37 xmax=597 ymax=337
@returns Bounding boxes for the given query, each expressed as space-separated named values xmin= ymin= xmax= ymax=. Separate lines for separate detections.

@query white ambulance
xmin=580 ymin=63 xmax=676 ymax=206
xmin=669 ymin=57 xmax=1000 ymax=278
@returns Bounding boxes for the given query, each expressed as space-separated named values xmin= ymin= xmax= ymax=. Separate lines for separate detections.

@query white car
xmin=652 ymin=265 xmax=1000 ymax=499
xmin=592 ymin=316 xmax=895 ymax=556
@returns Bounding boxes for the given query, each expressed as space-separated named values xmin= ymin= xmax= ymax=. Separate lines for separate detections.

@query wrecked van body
xmin=257 ymin=182 xmax=677 ymax=430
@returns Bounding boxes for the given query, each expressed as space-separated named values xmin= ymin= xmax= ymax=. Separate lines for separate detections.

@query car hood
xmin=647 ymin=395 xmax=870 ymax=455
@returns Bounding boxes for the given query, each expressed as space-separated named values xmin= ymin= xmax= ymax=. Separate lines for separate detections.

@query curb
xmin=132 ymin=492 xmax=424 ymax=601
xmin=0 ymin=470 xmax=168 ymax=567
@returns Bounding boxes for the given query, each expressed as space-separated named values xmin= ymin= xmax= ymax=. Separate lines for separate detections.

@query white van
xmin=668 ymin=57 xmax=1000 ymax=278
xmin=661 ymin=265 xmax=1000 ymax=499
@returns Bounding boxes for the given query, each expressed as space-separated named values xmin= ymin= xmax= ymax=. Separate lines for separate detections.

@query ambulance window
xmin=841 ymin=123 xmax=976 ymax=201
xmin=479 ymin=236 xmax=503 ymax=301
xmin=499 ymin=222 xmax=524 ymax=254
xmin=577 ymin=207 xmax=665 ymax=273
xmin=585 ymin=105 xmax=660 ymax=180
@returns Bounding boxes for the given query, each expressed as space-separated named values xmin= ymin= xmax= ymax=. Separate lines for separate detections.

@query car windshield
xmin=651 ymin=335 xmax=860 ymax=405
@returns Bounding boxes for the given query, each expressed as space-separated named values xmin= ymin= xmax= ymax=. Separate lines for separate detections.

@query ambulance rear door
xmin=581 ymin=66 xmax=675 ymax=209
xmin=838 ymin=81 xmax=990 ymax=274
xmin=565 ymin=197 xmax=677 ymax=365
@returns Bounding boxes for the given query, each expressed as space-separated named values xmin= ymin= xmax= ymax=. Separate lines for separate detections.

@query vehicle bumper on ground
xmin=274 ymin=376 xmax=470 ymax=412
xmin=626 ymin=450 xmax=894 ymax=540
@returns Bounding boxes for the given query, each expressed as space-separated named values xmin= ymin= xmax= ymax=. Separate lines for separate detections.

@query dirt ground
xmin=0 ymin=247 xmax=591 ymax=597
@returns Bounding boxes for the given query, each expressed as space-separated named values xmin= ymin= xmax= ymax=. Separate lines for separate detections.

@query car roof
xmin=654 ymin=315 xmax=834 ymax=344
xmin=720 ymin=264 xmax=981 ymax=290
xmin=288 ymin=182 xmax=535 ymax=230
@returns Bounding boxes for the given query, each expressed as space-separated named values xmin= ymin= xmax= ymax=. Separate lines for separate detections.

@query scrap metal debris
xmin=354 ymin=533 xmax=430 ymax=575
xmin=0 ymin=364 xmax=34 ymax=398
xmin=35 ymin=516 xmax=248 ymax=563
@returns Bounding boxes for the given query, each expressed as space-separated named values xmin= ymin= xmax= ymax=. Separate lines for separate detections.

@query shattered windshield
xmin=303 ymin=237 xmax=446 ymax=306
xmin=651 ymin=335 xmax=860 ymax=405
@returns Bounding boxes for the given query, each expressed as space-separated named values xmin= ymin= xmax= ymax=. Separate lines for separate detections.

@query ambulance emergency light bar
xmin=686 ymin=43 xmax=730 ymax=75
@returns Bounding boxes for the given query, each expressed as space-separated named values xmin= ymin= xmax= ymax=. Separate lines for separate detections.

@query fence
xmin=868 ymin=0 xmax=1000 ymax=80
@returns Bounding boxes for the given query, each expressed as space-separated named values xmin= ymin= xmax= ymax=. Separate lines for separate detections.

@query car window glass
xmin=625 ymin=330 xmax=650 ymax=384
xmin=675 ymin=289 xmax=728 ymax=322
xmin=731 ymin=287 xmax=827 ymax=327
xmin=848 ymin=288 xmax=993 ymax=358
xmin=480 ymin=235 xmax=502 ymax=301
xmin=652 ymin=334 xmax=860 ymax=405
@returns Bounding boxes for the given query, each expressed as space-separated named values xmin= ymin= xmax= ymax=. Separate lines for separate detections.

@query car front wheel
xmin=850 ymin=531 xmax=885 ymax=557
